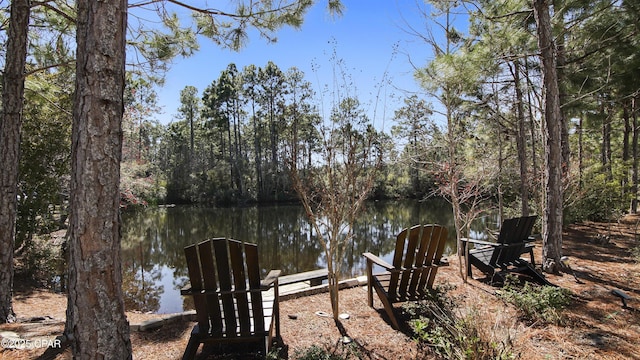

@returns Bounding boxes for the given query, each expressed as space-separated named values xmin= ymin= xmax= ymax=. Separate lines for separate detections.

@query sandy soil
xmin=1 ymin=216 xmax=640 ymax=359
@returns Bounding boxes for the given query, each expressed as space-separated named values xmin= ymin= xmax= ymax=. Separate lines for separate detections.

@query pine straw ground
xmin=2 ymin=216 xmax=640 ymax=360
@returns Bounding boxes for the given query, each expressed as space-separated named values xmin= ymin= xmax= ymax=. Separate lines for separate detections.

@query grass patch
xmin=497 ymin=274 xmax=572 ymax=325
xmin=288 ymin=343 xmax=363 ymax=360
xmin=291 ymin=345 xmax=346 ymax=360
xmin=401 ymin=284 xmax=515 ymax=360
xmin=631 ymin=246 xmax=640 ymax=263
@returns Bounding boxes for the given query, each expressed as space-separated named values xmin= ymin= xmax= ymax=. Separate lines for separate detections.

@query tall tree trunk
xmin=601 ymin=102 xmax=613 ymax=179
xmin=623 ymin=101 xmax=631 ymax=164
xmin=269 ymin=98 xmax=279 ymax=198
xmin=578 ymin=113 xmax=584 ymax=188
xmin=553 ymin=6 xmax=571 ymax=166
xmin=233 ymin=101 xmax=244 ymax=196
xmin=227 ymin=114 xmax=235 ymax=190
xmin=251 ymin=102 xmax=263 ymax=199
xmin=524 ymin=55 xmax=543 ymax=218
xmin=189 ymin=108 xmax=194 ymax=163
xmin=632 ymin=96 xmax=639 ymax=214
xmin=0 ymin=0 xmax=30 ymax=324
xmin=512 ymin=59 xmax=530 ymax=216
xmin=623 ymin=101 xmax=631 ymax=200
xmin=533 ymin=0 xmax=563 ymax=274
xmin=66 ymin=0 xmax=132 ymax=358
xmin=412 ymin=132 xmax=419 ymax=195
xmin=494 ymin=78 xmax=504 ymax=220
xmin=525 ymin=59 xmax=539 ymax=186
xmin=497 ymin=121 xmax=504 ymax=221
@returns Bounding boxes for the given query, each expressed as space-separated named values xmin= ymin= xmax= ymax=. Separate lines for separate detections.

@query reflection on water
xmin=121 ymin=199 xmax=467 ymax=314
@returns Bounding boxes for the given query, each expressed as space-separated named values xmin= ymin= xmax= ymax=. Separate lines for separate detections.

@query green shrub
xmin=16 ymin=234 xmax=65 ymax=288
xmin=564 ymin=171 xmax=624 ymax=222
xmin=401 ymin=284 xmax=514 ymax=360
xmin=265 ymin=347 xmax=285 ymax=360
xmin=292 ymin=344 xmax=356 ymax=360
xmin=631 ymin=246 xmax=640 ymax=263
xmin=498 ymin=275 xmax=572 ymax=325
xmin=120 ymin=161 xmax=166 ymax=206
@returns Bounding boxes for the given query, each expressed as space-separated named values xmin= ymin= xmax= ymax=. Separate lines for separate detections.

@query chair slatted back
xmin=184 ymin=238 xmax=265 ymax=339
xmin=496 ymin=216 xmax=537 ymax=244
xmin=388 ymin=225 xmax=448 ymax=300
xmin=491 ymin=216 xmax=537 ymax=266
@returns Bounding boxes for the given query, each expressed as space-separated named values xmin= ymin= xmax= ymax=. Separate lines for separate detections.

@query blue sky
xmin=154 ymin=1 xmax=440 ymax=132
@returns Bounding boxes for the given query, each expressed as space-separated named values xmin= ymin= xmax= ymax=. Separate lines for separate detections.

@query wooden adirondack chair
xmin=461 ymin=215 xmax=550 ymax=285
xmin=363 ymin=224 xmax=448 ymax=329
xmin=180 ymin=238 xmax=281 ymax=359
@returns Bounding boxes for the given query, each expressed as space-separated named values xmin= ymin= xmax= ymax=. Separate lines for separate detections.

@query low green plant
xmin=266 ymin=346 xmax=285 ymax=360
xmin=401 ymin=284 xmax=514 ymax=360
xmin=292 ymin=344 xmax=354 ymax=360
xmin=16 ymin=234 xmax=65 ymax=287
xmin=564 ymin=170 xmax=625 ymax=222
xmin=498 ymin=275 xmax=572 ymax=325
xmin=631 ymin=246 xmax=640 ymax=263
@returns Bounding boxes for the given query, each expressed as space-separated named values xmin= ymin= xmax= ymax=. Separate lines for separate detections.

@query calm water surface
xmin=120 ymin=199 xmax=492 ymax=314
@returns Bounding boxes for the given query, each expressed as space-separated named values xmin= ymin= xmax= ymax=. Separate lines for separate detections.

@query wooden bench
xmin=278 ymin=269 xmax=328 ymax=287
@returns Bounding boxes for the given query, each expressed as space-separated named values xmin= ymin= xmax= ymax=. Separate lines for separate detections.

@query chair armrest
xmin=363 ymin=252 xmax=395 ymax=271
xmin=501 ymin=242 xmax=529 ymax=248
xmin=261 ymin=269 xmax=281 ymax=289
xmin=460 ymin=238 xmax=499 ymax=247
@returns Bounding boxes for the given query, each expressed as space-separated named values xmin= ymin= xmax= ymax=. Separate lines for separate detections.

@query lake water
xmin=120 ymin=199 xmax=491 ymax=314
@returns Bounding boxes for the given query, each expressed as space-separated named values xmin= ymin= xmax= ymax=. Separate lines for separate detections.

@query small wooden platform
xmin=278 ymin=269 xmax=328 ymax=287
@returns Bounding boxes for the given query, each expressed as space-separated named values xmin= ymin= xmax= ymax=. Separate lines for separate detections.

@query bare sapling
xmin=288 ymin=97 xmax=381 ymax=320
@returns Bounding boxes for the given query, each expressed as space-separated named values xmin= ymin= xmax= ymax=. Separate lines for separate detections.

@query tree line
xmin=139 ymin=62 xmax=409 ymax=205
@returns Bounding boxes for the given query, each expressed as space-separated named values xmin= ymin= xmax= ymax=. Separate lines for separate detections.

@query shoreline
xmin=132 ymin=275 xmax=367 ymax=332
xmin=3 ymin=217 xmax=640 ymax=359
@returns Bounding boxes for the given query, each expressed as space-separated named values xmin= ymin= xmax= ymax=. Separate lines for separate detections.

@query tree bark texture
xmin=623 ymin=102 xmax=631 ymax=201
xmin=578 ymin=114 xmax=584 ymax=188
xmin=525 ymin=58 xmax=539 ymax=184
xmin=66 ymin=0 xmax=132 ymax=358
xmin=632 ymin=97 xmax=639 ymax=214
xmin=512 ymin=59 xmax=530 ymax=217
xmin=554 ymin=11 xmax=571 ymax=167
xmin=601 ymin=103 xmax=613 ymax=178
xmin=533 ymin=0 xmax=563 ymax=273
xmin=0 ymin=0 xmax=31 ymax=324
